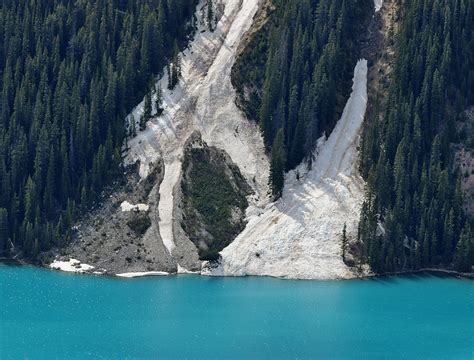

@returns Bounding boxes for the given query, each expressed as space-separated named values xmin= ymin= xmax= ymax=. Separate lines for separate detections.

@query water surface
xmin=1 ymin=264 xmax=473 ymax=359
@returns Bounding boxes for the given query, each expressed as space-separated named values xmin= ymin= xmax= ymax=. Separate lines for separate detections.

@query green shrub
xmin=126 ymin=215 xmax=151 ymax=237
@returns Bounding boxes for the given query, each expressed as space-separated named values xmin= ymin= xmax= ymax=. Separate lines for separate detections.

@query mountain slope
xmin=205 ymin=60 xmax=369 ymax=279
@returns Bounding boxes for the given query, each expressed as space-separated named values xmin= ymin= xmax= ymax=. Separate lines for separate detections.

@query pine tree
xmin=207 ymin=0 xmax=214 ymax=32
xmin=155 ymin=84 xmax=163 ymax=115
xmin=140 ymin=91 xmax=152 ymax=131
xmin=342 ymin=222 xmax=347 ymax=262
xmin=0 ymin=208 xmax=9 ymax=255
xmin=454 ymin=224 xmax=473 ymax=272
xmin=130 ymin=115 xmax=137 ymax=138
xmin=270 ymin=129 xmax=286 ymax=199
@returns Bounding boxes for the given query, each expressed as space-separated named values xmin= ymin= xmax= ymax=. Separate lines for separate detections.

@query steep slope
xmin=359 ymin=0 xmax=474 ymax=273
xmin=124 ymin=0 xmax=270 ymax=270
xmin=205 ymin=60 xmax=369 ymax=279
xmin=0 ymin=0 xmax=199 ymax=259
xmin=51 ymin=0 xmax=379 ymax=278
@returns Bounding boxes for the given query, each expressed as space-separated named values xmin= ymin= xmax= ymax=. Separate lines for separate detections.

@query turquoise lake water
xmin=0 ymin=264 xmax=473 ymax=359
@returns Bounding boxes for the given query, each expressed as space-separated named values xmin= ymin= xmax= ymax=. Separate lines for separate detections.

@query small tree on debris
xmin=140 ymin=91 xmax=152 ymax=131
xmin=207 ymin=0 xmax=214 ymax=31
xmin=270 ymin=128 xmax=286 ymax=200
xmin=341 ymin=223 xmax=347 ymax=261
xmin=155 ymin=84 xmax=163 ymax=115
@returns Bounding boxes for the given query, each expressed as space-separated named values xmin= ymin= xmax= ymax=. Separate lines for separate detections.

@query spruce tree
xmin=454 ymin=224 xmax=473 ymax=272
xmin=141 ymin=92 xmax=153 ymax=131
xmin=0 ymin=208 xmax=9 ymax=255
xmin=207 ymin=0 xmax=214 ymax=32
xmin=342 ymin=223 xmax=347 ymax=262
xmin=270 ymin=129 xmax=286 ymax=199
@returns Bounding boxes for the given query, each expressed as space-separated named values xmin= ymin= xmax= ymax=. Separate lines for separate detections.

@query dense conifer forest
xmin=358 ymin=0 xmax=474 ymax=273
xmin=0 ymin=0 xmax=198 ymax=258
xmin=233 ymin=0 xmax=372 ymax=198
xmin=0 ymin=0 xmax=472 ymax=274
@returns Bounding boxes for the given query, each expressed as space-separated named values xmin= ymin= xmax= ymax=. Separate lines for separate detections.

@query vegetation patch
xmin=181 ymin=139 xmax=251 ymax=260
xmin=358 ymin=0 xmax=474 ymax=274
xmin=126 ymin=214 xmax=151 ymax=237
xmin=232 ymin=0 xmax=372 ymax=197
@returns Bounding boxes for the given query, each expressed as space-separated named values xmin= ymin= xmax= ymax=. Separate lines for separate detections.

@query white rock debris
xmin=50 ymin=258 xmax=94 ymax=273
xmin=120 ymin=201 xmax=149 ymax=212
xmin=158 ymin=161 xmax=180 ymax=254
xmin=374 ymin=0 xmax=383 ymax=12
xmin=124 ymin=0 xmax=370 ymax=280
xmin=125 ymin=0 xmax=269 ymax=257
xmin=205 ymin=60 xmax=369 ymax=280
xmin=177 ymin=264 xmax=200 ymax=275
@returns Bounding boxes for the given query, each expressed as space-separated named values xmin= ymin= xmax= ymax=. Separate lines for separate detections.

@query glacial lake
xmin=1 ymin=264 xmax=473 ymax=359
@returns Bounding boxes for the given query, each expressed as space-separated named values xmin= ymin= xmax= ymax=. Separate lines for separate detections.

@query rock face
xmin=177 ymin=132 xmax=251 ymax=261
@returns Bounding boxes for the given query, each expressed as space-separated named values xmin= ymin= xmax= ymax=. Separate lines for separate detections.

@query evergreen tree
xmin=270 ymin=129 xmax=286 ymax=199
xmin=155 ymin=85 xmax=163 ymax=115
xmin=342 ymin=222 xmax=347 ymax=262
xmin=454 ymin=224 xmax=473 ymax=272
xmin=0 ymin=208 xmax=9 ymax=255
xmin=207 ymin=0 xmax=215 ymax=32
xmin=141 ymin=92 xmax=153 ymax=131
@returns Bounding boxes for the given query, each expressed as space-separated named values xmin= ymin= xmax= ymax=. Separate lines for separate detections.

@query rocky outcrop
xmin=57 ymin=160 xmax=178 ymax=275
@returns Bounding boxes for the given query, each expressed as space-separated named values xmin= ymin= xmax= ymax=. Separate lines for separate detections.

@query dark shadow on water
xmin=0 ymin=258 xmax=23 ymax=267
xmin=365 ymin=271 xmax=473 ymax=284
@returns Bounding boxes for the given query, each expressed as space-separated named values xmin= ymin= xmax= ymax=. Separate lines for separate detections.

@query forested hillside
xmin=233 ymin=0 xmax=372 ymax=197
xmin=0 ymin=0 xmax=198 ymax=258
xmin=359 ymin=0 xmax=474 ymax=273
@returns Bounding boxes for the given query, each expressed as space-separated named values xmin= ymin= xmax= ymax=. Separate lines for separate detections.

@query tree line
xmin=358 ymin=0 xmax=474 ymax=273
xmin=0 ymin=0 xmax=198 ymax=258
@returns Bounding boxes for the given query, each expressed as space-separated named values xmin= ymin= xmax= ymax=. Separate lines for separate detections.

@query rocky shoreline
xmin=2 ymin=258 xmax=473 ymax=281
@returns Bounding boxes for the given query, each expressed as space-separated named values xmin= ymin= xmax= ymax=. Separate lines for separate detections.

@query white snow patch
xmin=125 ymin=0 xmax=269 ymax=258
xmin=116 ymin=271 xmax=169 ymax=278
xmin=374 ymin=0 xmax=383 ymax=12
xmin=205 ymin=60 xmax=369 ymax=280
xmin=120 ymin=201 xmax=149 ymax=212
xmin=50 ymin=258 xmax=94 ymax=273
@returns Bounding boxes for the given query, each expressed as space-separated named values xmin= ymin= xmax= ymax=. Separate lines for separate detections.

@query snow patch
xmin=205 ymin=60 xmax=369 ymax=280
xmin=116 ymin=271 xmax=169 ymax=278
xmin=50 ymin=259 xmax=94 ymax=273
xmin=120 ymin=201 xmax=149 ymax=212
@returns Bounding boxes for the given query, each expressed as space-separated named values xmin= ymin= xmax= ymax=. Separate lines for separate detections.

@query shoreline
xmin=1 ymin=258 xmax=473 ymax=281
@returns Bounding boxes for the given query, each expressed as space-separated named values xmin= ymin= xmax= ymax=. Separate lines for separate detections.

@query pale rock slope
xmin=125 ymin=0 xmax=269 ymax=259
xmin=375 ymin=0 xmax=383 ymax=12
xmin=206 ymin=60 xmax=369 ymax=280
